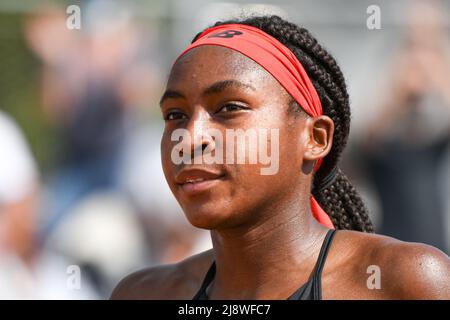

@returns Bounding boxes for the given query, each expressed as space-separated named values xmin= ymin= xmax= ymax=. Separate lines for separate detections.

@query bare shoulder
xmin=332 ymin=230 xmax=450 ymax=299
xmin=110 ymin=249 xmax=214 ymax=300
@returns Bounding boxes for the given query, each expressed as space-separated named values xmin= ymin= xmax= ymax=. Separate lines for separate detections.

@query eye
xmin=164 ymin=110 xmax=187 ymax=121
xmin=217 ymin=103 xmax=248 ymax=113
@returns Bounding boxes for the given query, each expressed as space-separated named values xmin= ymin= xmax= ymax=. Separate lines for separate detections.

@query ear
xmin=302 ymin=115 xmax=334 ymax=173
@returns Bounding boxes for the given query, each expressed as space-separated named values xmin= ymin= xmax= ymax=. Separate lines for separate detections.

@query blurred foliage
xmin=0 ymin=12 xmax=60 ymax=173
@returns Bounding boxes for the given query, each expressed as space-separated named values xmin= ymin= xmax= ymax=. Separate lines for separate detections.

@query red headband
xmin=178 ymin=24 xmax=334 ymax=229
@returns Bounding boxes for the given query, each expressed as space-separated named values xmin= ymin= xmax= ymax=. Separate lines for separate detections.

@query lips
xmin=175 ymin=168 xmax=225 ymax=194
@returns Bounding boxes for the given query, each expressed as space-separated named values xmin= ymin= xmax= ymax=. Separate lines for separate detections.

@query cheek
xmin=161 ymin=131 xmax=176 ymax=189
xmin=281 ymin=116 xmax=306 ymax=169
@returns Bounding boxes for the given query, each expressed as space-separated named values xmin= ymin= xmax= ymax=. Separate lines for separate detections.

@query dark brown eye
xmin=164 ymin=111 xmax=187 ymax=121
xmin=218 ymin=103 xmax=247 ymax=113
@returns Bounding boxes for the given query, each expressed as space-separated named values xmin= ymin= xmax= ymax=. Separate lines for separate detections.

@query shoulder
xmin=371 ymin=235 xmax=450 ymax=299
xmin=332 ymin=230 xmax=450 ymax=299
xmin=110 ymin=249 xmax=214 ymax=300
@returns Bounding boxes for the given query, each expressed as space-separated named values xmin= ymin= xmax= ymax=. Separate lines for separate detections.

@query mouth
xmin=175 ymin=168 xmax=225 ymax=195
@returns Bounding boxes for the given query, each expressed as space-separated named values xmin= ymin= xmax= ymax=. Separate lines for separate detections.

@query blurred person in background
xmin=362 ymin=1 xmax=450 ymax=253
xmin=23 ymin=6 xmax=134 ymax=236
xmin=22 ymin=5 xmax=151 ymax=296
xmin=0 ymin=110 xmax=97 ymax=299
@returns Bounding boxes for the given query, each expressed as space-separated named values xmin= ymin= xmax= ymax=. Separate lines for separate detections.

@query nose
xmin=179 ymin=109 xmax=216 ymax=160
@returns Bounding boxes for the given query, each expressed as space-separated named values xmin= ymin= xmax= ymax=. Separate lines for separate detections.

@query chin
xmin=182 ymin=202 xmax=240 ymax=230
xmin=183 ymin=203 xmax=226 ymax=229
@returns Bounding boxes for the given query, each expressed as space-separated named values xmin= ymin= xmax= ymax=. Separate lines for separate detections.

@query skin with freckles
xmin=111 ymin=45 xmax=450 ymax=300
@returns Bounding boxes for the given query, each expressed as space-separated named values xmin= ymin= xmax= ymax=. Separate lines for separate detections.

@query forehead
xmin=167 ymin=45 xmax=287 ymax=95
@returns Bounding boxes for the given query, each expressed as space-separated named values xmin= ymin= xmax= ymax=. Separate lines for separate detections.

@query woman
xmin=112 ymin=15 xmax=450 ymax=299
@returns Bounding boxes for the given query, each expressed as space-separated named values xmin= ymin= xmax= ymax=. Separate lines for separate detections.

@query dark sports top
xmin=193 ymin=229 xmax=337 ymax=300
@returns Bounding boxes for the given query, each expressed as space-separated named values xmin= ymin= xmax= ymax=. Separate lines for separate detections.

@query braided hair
xmin=192 ymin=15 xmax=374 ymax=232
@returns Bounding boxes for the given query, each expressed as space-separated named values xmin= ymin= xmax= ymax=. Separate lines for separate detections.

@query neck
xmin=209 ymin=189 xmax=330 ymax=299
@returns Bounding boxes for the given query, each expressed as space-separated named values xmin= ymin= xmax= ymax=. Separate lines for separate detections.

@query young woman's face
xmin=160 ymin=45 xmax=314 ymax=230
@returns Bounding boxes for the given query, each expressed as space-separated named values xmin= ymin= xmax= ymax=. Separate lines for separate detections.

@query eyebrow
xmin=160 ymin=80 xmax=256 ymax=107
xmin=159 ymin=90 xmax=185 ymax=106
xmin=203 ymin=80 xmax=256 ymax=95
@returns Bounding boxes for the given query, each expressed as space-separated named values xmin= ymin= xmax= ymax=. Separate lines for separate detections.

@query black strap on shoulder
xmin=192 ymin=262 xmax=216 ymax=300
xmin=313 ymin=229 xmax=337 ymax=299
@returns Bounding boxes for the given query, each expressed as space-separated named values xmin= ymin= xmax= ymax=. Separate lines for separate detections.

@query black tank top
xmin=193 ymin=229 xmax=337 ymax=300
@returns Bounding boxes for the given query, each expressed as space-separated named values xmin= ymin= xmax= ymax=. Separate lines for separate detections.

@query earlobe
xmin=303 ymin=116 xmax=334 ymax=162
